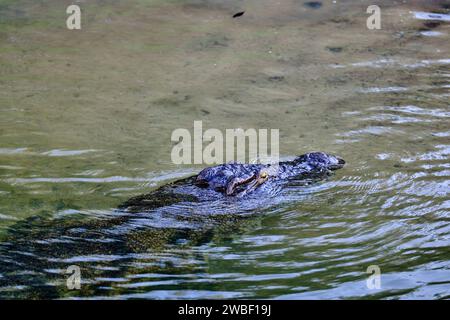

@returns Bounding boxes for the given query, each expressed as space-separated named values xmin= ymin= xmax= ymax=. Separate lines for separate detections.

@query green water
xmin=0 ymin=0 xmax=449 ymax=299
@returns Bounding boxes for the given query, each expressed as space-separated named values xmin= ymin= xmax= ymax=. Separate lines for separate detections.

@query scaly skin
xmin=120 ymin=152 xmax=345 ymax=212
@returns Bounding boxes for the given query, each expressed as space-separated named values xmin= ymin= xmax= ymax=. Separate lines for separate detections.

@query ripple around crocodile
xmin=0 ymin=152 xmax=344 ymax=298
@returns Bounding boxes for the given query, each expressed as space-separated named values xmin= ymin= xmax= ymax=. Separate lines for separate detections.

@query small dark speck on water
xmin=268 ymin=75 xmax=285 ymax=82
xmin=304 ymin=1 xmax=322 ymax=9
xmin=326 ymin=46 xmax=342 ymax=53
xmin=233 ymin=11 xmax=245 ymax=18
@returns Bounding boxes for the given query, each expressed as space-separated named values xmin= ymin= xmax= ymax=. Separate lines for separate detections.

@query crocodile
xmin=0 ymin=152 xmax=344 ymax=298
xmin=119 ymin=152 xmax=345 ymax=212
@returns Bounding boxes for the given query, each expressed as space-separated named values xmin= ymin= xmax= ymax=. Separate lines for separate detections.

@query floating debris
xmin=304 ymin=2 xmax=323 ymax=9
xmin=232 ymin=11 xmax=245 ymax=18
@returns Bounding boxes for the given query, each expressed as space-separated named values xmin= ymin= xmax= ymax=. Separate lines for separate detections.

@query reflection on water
xmin=0 ymin=0 xmax=449 ymax=299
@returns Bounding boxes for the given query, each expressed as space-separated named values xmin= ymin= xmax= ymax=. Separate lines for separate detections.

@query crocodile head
xmin=195 ymin=152 xmax=345 ymax=197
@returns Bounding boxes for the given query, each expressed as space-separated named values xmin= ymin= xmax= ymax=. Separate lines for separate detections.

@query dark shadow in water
xmin=0 ymin=152 xmax=344 ymax=298
xmin=0 ymin=182 xmax=261 ymax=299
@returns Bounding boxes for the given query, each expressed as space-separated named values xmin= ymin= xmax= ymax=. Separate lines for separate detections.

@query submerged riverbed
xmin=0 ymin=0 xmax=449 ymax=299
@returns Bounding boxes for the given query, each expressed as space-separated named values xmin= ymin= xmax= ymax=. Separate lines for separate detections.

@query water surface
xmin=0 ymin=0 xmax=449 ymax=299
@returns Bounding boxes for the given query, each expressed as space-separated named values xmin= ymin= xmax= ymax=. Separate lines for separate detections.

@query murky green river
xmin=0 ymin=0 xmax=449 ymax=299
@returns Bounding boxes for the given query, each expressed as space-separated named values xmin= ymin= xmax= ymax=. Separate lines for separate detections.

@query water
xmin=0 ymin=0 xmax=449 ymax=299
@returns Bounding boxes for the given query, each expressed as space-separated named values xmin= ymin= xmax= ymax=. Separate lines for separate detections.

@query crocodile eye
xmin=260 ymin=171 xmax=268 ymax=179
